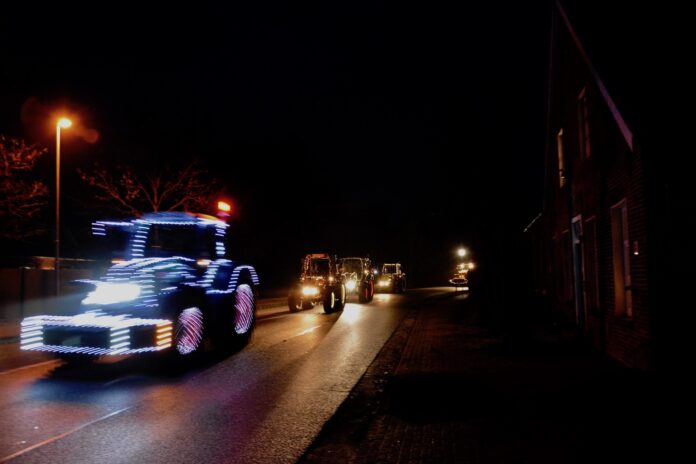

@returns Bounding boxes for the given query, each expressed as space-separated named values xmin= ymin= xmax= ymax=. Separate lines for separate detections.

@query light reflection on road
xmin=372 ymin=293 xmax=393 ymax=303
xmin=338 ymin=304 xmax=362 ymax=325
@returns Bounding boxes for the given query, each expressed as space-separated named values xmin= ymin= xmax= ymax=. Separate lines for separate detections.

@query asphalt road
xmin=0 ymin=291 xmax=417 ymax=464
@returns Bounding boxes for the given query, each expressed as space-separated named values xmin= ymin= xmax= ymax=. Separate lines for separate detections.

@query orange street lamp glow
xmin=217 ymin=201 xmax=232 ymax=213
xmin=58 ymin=117 xmax=72 ymax=129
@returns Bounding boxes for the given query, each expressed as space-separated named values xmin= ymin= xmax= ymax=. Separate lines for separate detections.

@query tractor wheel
xmin=358 ymin=283 xmax=369 ymax=303
xmin=232 ymin=284 xmax=256 ymax=346
xmin=173 ymin=306 xmax=205 ymax=357
xmin=323 ymin=284 xmax=346 ymax=313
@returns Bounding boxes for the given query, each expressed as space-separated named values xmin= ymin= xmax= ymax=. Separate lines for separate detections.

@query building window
xmin=578 ymin=87 xmax=591 ymax=158
xmin=557 ymin=128 xmax=566 ymax=187
xmin=584 ymin=217 xmax=599 ymax=311
xmin=561 ymin=229 xmax=572 ymax=305
xmin=551 ymin=236 xmax=560 ymax=304
xmin=571 ymin=215 xmax=586 ymax=329
xmin=610 ymin=199 xmax=632 ymax=318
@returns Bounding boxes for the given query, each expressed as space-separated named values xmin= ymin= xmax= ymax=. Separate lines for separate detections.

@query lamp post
xmin=55 ymin=117 xmax=72 ymax=296
xmin=457 ymin=247 xmax=467 ymax=258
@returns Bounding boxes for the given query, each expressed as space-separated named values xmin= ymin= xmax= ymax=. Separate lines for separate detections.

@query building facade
xmin=531 ymin=1 xmax=655 ymax=369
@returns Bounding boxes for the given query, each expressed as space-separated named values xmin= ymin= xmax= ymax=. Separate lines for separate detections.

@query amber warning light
xmin=217 ymin=201 xmax=231 ymax=213
xmin=217 ymin=200 xmax=233 ymax=221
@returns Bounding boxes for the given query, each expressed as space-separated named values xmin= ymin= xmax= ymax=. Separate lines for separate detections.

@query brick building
xmin=528 ymin=1 xmax=690 ymax=370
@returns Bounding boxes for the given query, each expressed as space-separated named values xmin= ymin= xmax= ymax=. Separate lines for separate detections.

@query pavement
xmin=299 ymin=288 xmax=675 ymax=464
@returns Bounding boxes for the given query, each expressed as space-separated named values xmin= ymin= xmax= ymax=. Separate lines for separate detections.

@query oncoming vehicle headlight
xmin=82 ymin=283 xmax=142 ymax=305
xmin=346 ymin=279 xmax=357 ymax=291
xmin=379 ymin=280 xmax=389 ymax=287
xmin=302 ymin=286 xmax=319 ymax=296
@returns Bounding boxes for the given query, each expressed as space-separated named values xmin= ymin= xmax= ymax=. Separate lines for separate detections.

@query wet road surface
xmin=0 ymin=291 xmax=425 ymax=464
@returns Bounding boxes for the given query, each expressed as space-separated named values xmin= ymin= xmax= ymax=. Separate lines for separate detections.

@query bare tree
xmin=78 ymin=159 xmax=218 ymax=216
xmin=0 ymin=135 xmax=49 ymax=240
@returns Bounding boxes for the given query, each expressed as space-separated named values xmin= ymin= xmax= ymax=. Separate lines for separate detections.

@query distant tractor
xmin=338 ymin=257 xmax=375 ymax=303
xmin=377 ymin=263 xmax=406 ymax=293
xmin=288 ymin=253 xmax=346 ymax=313
xmin=449 ymin=275 xmax=469 ymax=291
xmin=449 ymin=263 xmax=470 ymax=291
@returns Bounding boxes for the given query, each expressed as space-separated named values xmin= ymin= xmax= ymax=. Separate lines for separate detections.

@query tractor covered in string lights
xmin=20 ymin=212 xmax=260 ymax=362
xmin=288 ymin=253 xmax=346 ymax=313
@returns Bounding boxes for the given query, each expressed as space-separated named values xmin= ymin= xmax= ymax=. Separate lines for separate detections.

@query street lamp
xmin=457 ymin=247 xmax=467 ymax=258
xmin=55 ymin=117 xmax=72 ymax=296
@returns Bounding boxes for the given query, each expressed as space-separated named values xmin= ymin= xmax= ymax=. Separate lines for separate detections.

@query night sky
xmin=1 ymin=1 xmax=550 ymax=289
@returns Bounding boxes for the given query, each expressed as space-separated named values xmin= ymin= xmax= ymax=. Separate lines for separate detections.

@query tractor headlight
xmin=82 ymin=283 xmax=141 ymax=305
xmin=346 ymin=279 xmax=357 ymax=291
xmin=302 ymin=286 xmax=319 ymax=296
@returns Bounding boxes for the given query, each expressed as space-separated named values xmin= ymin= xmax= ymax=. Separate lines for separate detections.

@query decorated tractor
xmin=288 ymin=253 xmax=346 ymax=313
xmin=449 ymin=262 xmax=471 ymax=291
xmin=377 ymin=263 xmax=406 ymax=293
xmin=20 ymin=212 xmax=260 ymax=362
xmin=337 ymin=257 xmax=374 ymax=303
